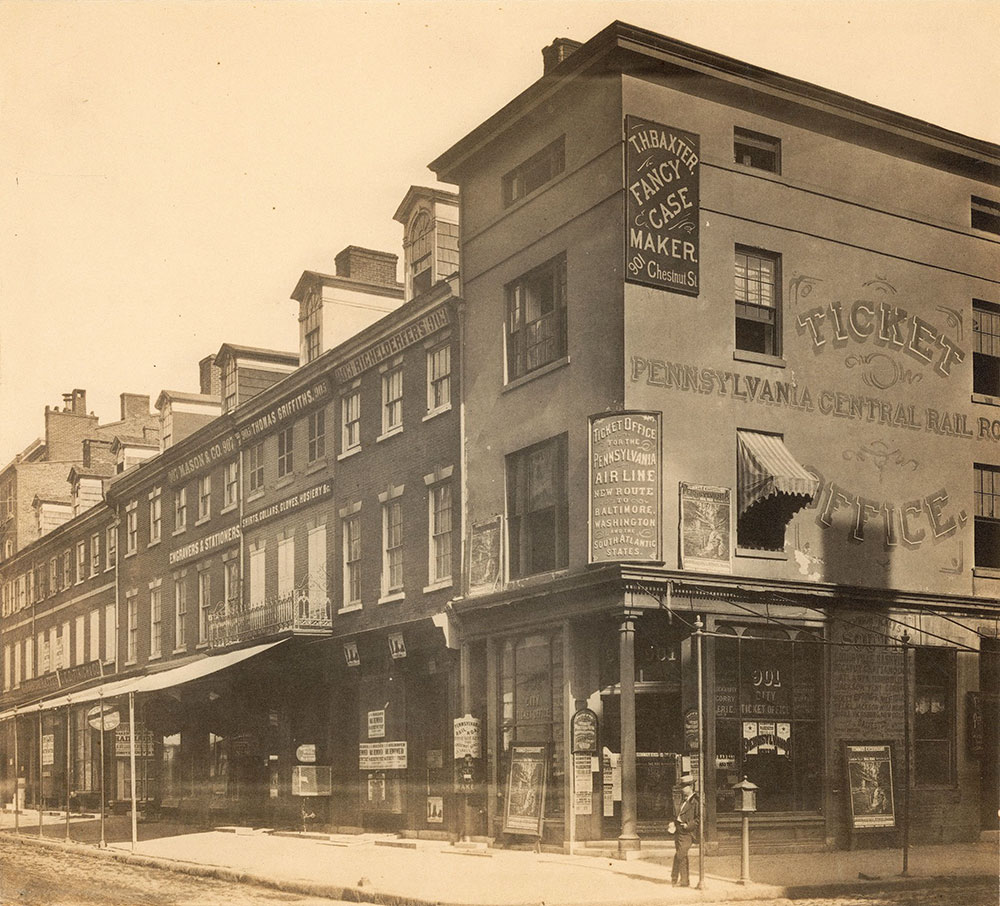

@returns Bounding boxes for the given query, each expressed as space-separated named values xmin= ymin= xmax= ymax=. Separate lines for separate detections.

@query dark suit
xmin=672 ymin=791 xmax=699 ymax=886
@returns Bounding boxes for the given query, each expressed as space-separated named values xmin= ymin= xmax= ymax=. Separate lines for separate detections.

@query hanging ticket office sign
xmin=625 ymin=116 xmax=700 ymax=296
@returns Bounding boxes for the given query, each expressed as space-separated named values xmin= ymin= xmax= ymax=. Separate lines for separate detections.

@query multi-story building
xmin=431 ymin=23 xmax=1000 ymax=851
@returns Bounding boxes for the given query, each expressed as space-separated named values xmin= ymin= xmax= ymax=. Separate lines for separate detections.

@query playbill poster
xmin=679 ymin=483 xmax=732 ymax=573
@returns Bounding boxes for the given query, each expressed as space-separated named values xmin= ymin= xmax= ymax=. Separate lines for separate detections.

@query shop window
xmin=734 ymin=127 xmax=781 ymax=173
xmin=975 ymin=463 xmax=1000 ymax=569
xmin=308 ymin=409 xmax=326 ymax=463
xmin=277 ymin=426 xmax=294 ymax=478
xmin=971 ymin=195 xmax=1000 ymax=235
xmin=914 ymin=646 xmax=956 ymax=785
xmin=382 ymin=364 xmax=403 ymax=435
xmin=427 ymin=343 xmax=451 ymax=413
xmin=72 ymin=708 xmax=96 ymax=793
xmin=973 ymin=300 xmax=1000 ymax=397
xmin=248 ymin=442 xmax=264 ymax=493
xmin=502 ymin=136 xmax=565 ymax=207
xmin=506 ymin=254 xmax=567 ymax=382
xmin=198 ymin=475 xmax=212 ymax=521
xmin=429 ymin=483 xmax=453 ymax=584
xmin=148 ymin=488 xmax=162 ymax=544
xmin=506 ymin=434 xmax=568 ymax=578
xmin=342 ymin=389 xmax=361 ymax=453
xmin=735 ymin=247 xmax=781 ymax=357
xmin=174 ymin=487 xmax=187 ymax=531
xmin=714 ymin=624 xmax=823 ymax=813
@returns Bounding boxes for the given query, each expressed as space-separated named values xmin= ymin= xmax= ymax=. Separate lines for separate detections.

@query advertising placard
xmin=589 ymin=412 xmax=662 ymax=563
xmin=844 ymin=742 xmax=896 ymax=830
xmin=368 ymin=710 xmax=386 ymax=739
xmin=625 ymin=116 xmax=700 ymax=296
xmin=571 ymin=708 xmax=598 ymax=754
xmin=359 ymin=741 xmax=408 ymax=770
xmin=679 ymin=483 xmax=732 ymax=573
xmin=453 ymin=715 xmax=482 ymax=759
xmin=468 ymin=518 xmax=502 ymax=590
xmin=503 ymin=744 xmax=549 ymax=836
xmin=573 ymin=753 xmax=593 ymax=815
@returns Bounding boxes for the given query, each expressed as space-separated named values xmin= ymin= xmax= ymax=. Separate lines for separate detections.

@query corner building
xmin=432 ymin=24 xmax=1000 ymax=850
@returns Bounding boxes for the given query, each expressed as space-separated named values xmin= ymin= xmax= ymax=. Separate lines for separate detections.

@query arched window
xmin=406 ymin=211 xmax=434 ymax=297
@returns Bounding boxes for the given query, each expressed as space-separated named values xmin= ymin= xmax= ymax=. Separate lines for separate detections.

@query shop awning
xmin=0 ymin=639 xmax=285 ymax=722
xmin=737 ymin=430 xmax=819 ymax=518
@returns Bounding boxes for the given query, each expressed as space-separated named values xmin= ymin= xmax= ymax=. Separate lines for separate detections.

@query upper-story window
xmin=974 ymin=463 xmax=1000 ymax=570
xmin=105 ymin=524 xmax=116 ymax=570
xmin=971 ymin=195 xmax=1000 ymax=235
xmin=222 ymin=362 xmax=237 ymax=412
xmin=342 ymin=511 xmax=362 ymax=608
xmin=381 ymin=497 xmax=404 ymax=598
xmin=277 ymin=426 xmax=294 ymax=478
xmin=382 ymin=363 xmax=403 ymax=435
xmin=197 ymin=475 xmax=211 ymax=521
xmin=2 ymin=481 xmax=12 ymax=517
xmin=49 ymin=557 xmax=58 ymax=594
xmin=248 ymin=442 xmax=264 ymax=493
xmin=76 ymin=541 xmax=87 ymax=583
xmin=148 ymin=488 xmax=162 ymax=544
xmin=174 ymin=487 xmax=187 ymax=531
xmin=224 ymin=460 xmax=239 ymax=508
xmin=973 ymin=300 xmax=1000 ymax=398
xmin=126 ymin=591 xmax=138 ymax=664
xmin=506 ymin=254 xmax=567 ymax=382
xmin=302 ymin=287 xmax=323 ymax=364
xmin=427 ymin=343 xmax=451 ymax=414
xmin=62 ymin=550 xmax=72 ymax=587
xmin=150 ymin=582 xmax=163 ymax=658
xmin=502 ymin=136 xmax=565 ymax=207
xmin=125 ymin=501 xmax=138 ymax=555
xmin=506 ymin=434 xmax=568 ymax=579
xmin=407 ymin=211 xmax=434 ymax=298
xmin=342 ymin=388 xmax=361 ymax=453
xmin=90 ymin=533 xmax=101 ymax=576
xmin=735 ymin=247 xmax=782 ymax=357
xmin=734 ymin=127 xmax=781 ymax=173
xmin=308 ymin=410 xmax=326 ymax=463
xmin=429 ymin=482 xmax=453 ymax=585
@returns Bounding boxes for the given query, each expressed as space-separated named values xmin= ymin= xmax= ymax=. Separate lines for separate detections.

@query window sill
xmin=973 ymin=566 xmax=1000 ymax=579
xmin=338 ymin=446 xmax=362 ymax=462
xmin=221 ymin=502 xmax=238 ymax=515
xmin=423 ymin=579 xmax=453 ymax=593
xmin=195 ymin=515 xmax=211 ymax=527
xmin=376 ymin=426 xmax=404 ymax=444
xmin=147 ymin=653 xmax=161 ymax=662
xmin=423 ymin=404 xmax=452 ymax=422
xmin=247 ymin=489 xmax=265 ymax=503
xmin=338 ymin=603 xmax=362 ymax=614
xmin=503 ymin=356 xmax=570 ymax=393
xmin=172 ymin=646 xmax=187 ymax=655
xmin=306 ymin=459 xmax=327 ymax=475
xmin=972 ymin=392 xmax=1000 ymax=408
xmin=147 ymin=539 xmax=161 ymax=549
xmin=172 ymin=526 xmax=187 ymax=537
xmin=124 ymin=659 xmax=137 ymax=667
xmin=378 ymin=591 xmax=406 ymax=605
xmin=506 ymin=567 xmax=570 ymax=588
xmin=196 ymin=642 xmax=208 ymax=650
xmin=124 ymin=550 xmax=137 ymax=560
xmin=735 ymin=547 xmax=789 ymax=560
xmin=275 ymin=475 xmax=294 ymax=491
xmin=733 ymin=350 xmax=786 ymax=368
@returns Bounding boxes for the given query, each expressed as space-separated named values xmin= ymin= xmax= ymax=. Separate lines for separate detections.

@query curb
xmin=3 ymin=832 xmax=995 ymax=906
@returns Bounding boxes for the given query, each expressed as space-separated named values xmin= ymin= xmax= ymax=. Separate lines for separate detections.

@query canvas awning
xmin=737 ymin=430 xmax=819 ymax=519
xmin=0 ymin=639 xmax=285 ymax=722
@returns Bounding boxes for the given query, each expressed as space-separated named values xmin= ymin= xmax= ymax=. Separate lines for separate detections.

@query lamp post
xmin=732 ymin=776 xmax=758 ymax=885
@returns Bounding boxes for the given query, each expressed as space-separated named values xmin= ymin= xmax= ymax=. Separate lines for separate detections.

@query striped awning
xmin=737 ymin=430 xmax=819 ymax=518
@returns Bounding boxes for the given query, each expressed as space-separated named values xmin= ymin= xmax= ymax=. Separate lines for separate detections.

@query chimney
xmin=542 ymin=38 xmax=582 ymax=74
xmin=120 ymin=393 xmax=151 ymax=420
xmin=62 ymin=389 xmax=88 ymax=415
xmin=334 ymin=246 xmax=399 ymax=288
xmin=199 ymin=355 xmax=222 ymax=397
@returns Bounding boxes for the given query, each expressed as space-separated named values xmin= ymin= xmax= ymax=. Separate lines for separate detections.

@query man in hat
xmin=672 ymin=772 xmax=699 ymax=887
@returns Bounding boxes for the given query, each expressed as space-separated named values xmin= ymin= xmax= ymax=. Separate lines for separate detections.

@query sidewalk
xmin=2 ymin=811 xmax=997 ymax=905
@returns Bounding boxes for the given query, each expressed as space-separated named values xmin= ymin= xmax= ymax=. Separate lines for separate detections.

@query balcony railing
xmin=207 ymin=591 xmax=332 ymax=650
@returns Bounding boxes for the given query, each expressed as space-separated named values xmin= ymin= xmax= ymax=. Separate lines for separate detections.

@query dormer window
xmin=222 ymin=361 xmax=237 ymax=412
xmin=302 ymin=287 xmax=323 ymax=363
xmin=407 ymin=211 xmax=434 ymax=298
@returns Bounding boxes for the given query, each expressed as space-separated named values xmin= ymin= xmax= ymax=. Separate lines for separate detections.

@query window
xmin=149 ymin=488 xmax=162 ymax=543
xmin=249 ymin=547 xmax=265 ymax=607
xmin=407 ymin=211 xmax=434 ymax=297
xmin=104 ymin=603 xmax=115 ymax=663
xmin=971 ymin=195 xmax=1000 ymax=235
xmin=308 ymin=410 xmax=326 ymax=463
xmin=502 ymin=136 xmax=565 ymax=207
xmin=224 ymin=460 xmax=239 ymax=507
xmin=382 ymin=365 xmax=403 ymax=435
xmin=197 ymin=475 xmax=211 ymax=521
xmin=198 ymin=571 xmax=211 ymax=645
xmin=76 ymin=541 xmax=87 ymax=583
xmin=90 ymin=533 xmax=101 ymax=575
xmin=506 ymin=254 xmax=567 ymax=381
xmin=222 ymin=362 xmax=237 ymax=412
xmin=429 ymin=483 xmax=453 ymax=584
xmin=973 ymin=300 xmax=1000 ymax=397
xmin=277 ymin=426 xmax=294 ymax=478
xmin=106 ymin=525 xmax=116 ymax=569
xmin=89 ymin=609 xmax=99 ymax=663
xmin=506 ymin=434 xmax=569 ymax=578
xmin=914 ymin=646 xmax=955 ymax=785
xmin=302 ymin=287 xmax=323 ymax=363
xmin=305 ymin=328 xmax=321 ymax=363
xmin=342 ymin=389 xmax=361 ymax=452
xmin=427 ymin=343 xmax=451 ymax=413
xmin=24 ymin=636 xmax=33 ymax=680
xmin=174 ymin=487 xmax=187 ymax=531
xmin=150 ymin=584 xmax=162 ymax=657
xmin=224 ymin=558 xmax=240 ymax=609
xmin=307 ymin=525 xmax=327 ymax=612
xmin=125 ymin=501 xmax=138 ymax=554
xmin=734 ymin=127 xmax=781 ymax=173
xmin=248 ymin=442 xmax=264 ymax=493
xmin=735 ymin=247 xmax=781 ymax=356
xmin=49 ymin=557 xmax=57 ymax=594
xmin=126 ymin=592 xmax=138 ymax=663
xmin=343 ymin=514 xmax=361 ymax=607
xmin=63 ymin=550 xmax=72 ymax=586
xmin=174 ymin=578 xmax=187 ymax=650
xmin=975 ymin=464 xmax=1000 ymax=569
xmin=382 ymin=500 xmax=403 ymax=595
xmin=278 ymin=537 xmax=295 ymax=602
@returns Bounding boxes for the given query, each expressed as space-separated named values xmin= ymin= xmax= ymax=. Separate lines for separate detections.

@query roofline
xmin=430 ymin=20 xmax=1000 ymax=179
xmin=215 ymin=343 xmax=299 ymax=366
xmin=290 ymin=271 xmax=405 ymax=303
xmin=392 ymin=185 xmax=461 ymax=224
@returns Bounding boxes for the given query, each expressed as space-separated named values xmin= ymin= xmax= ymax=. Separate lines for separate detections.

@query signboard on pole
xmin=87 ymin=703 xmax=121 ymax=732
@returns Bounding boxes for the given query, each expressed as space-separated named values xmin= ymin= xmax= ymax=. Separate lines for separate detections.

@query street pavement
xmin=1 ymin=808 xmax=997 ymax=906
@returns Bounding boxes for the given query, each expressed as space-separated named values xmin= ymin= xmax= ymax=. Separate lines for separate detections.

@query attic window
xmin=734 ymin=128 xmax=781 ymax=174
xmin=502 ymin=136 xmax=565 ymax=207
xmin=972 ymin=196 xmax=1000 ymax=235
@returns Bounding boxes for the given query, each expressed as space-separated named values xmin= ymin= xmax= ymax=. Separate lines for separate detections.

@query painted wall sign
xmin=359 ymin=741 xmax=408 ymax=770
xmin=237 ymin=379 xmax=331 ymax=443
xmin=335 ymin=306 xmax=451 ymax=382
xmin=844 ymin=742 xmax=896 ymax=830
xmin=167 ymin=434 xmax=238 ymax=484
xmin=241 ymin=481 xmax=332 ymax=530
xmin=679 ymin=484 xmax=732 ymax=573
xmin=589 ymin=412 xmax=662 ymax=563
xmin=169 ymin=525 xmax=241 ymax=566
xmin=625 ymin=116 xmax=700 ymax=296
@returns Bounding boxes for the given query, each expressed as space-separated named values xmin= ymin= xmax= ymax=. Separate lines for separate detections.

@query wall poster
xmin=844 ymin=742 xmax=896 ymax=830
xmin=503 ymin=744 xmax=549 ymax=836
xmin=468 ymin=518 xmax=502 ymax=590
xmin=679 ymin=483 xmax=732 ymax=573
xmin=625 ymin=116 xmax=700 ymax=296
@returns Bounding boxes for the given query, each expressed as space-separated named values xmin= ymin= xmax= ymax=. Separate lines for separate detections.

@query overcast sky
xmin=1 ymin=0 xmax=997 ymax=465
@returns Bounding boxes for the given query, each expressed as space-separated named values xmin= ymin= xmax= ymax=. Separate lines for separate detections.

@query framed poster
xmin=844 ymin=742 xmax=896 ymax=830
xmin=679 ymin=483 xmax=732 ymax=573
xmin=571 ymin=708 xmax=598 ymax=754
xmin=503 ymin=744 xmax=549 ymax=837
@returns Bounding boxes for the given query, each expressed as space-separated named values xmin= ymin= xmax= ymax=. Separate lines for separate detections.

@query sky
xmin=1 ymin=0 xmax=997 ymax=465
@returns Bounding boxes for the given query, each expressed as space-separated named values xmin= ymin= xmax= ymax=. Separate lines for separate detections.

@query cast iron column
xmin=618 ymin=610 xmax=641 ymax=855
